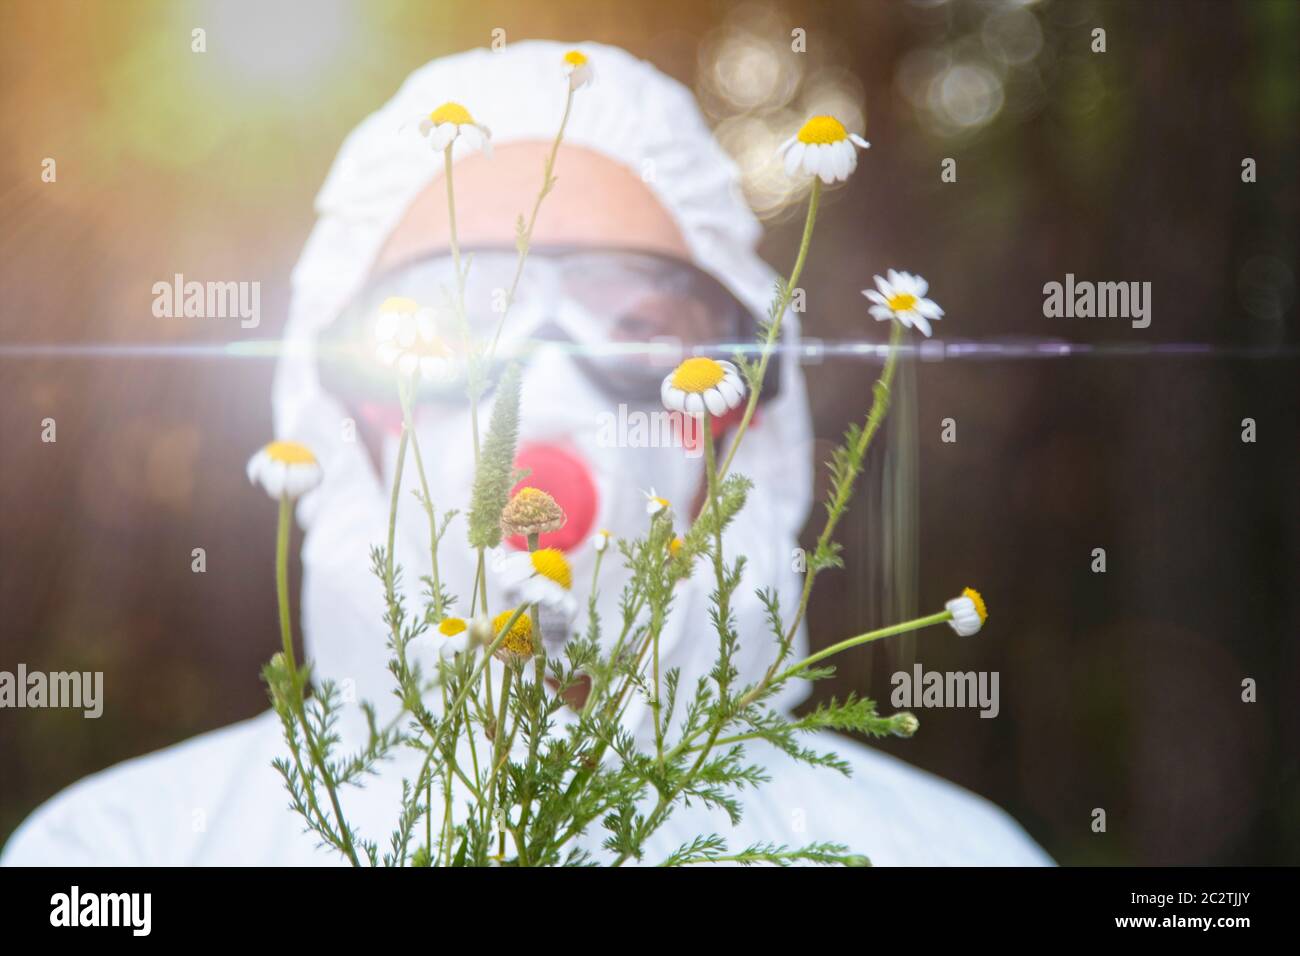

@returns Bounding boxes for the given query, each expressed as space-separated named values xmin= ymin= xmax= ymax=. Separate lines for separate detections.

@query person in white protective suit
xmin=2 ymin=42 xmax=1050 ymax=866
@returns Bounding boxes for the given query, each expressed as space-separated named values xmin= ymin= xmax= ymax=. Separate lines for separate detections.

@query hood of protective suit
xmin=272 ymin=40 xmax=815 ymax=732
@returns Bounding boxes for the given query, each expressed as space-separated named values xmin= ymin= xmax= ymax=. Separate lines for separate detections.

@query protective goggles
xmin=317 ymin=245 xmax=779 ymax=405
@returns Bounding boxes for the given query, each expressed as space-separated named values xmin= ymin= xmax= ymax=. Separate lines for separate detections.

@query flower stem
xmin=444 ymin=146 xmax=465 ymax=307
xmin=702 ymin=411 xmax=726 ymax=615
xmin=488 ymin=86 xmax=575 ymax=359
xmin=652 ymin=621 xmax=663 ymax=765
xmin=276 ymin=495 xmax=295 ymax=668
xmin=275 ymin=494 xmax=361 ymax=867
xmin=589 ymin=547 xmax=606 ymax=598
xmin=399 ymin=375 xmax=447 ymax=620
xmin=443 ymin=143 xmax=494 ymax=629
xmin=772 ymin=610 xmax=953 ymax=685
xmin=442 ymin=145 xmax=478 ymax=469
xmin=485 ymin=662 xmax=513 ymax=848
xmin=717 ymin=177 xmax=821 ymax=482
xmin=385 ymin=427 xmax=409 ymax=591
xmin=699 ymin=410 xmax=732 ymax=743
xmin=515 ymin=533 xmax=548 ymax=860
xmin=577 ymin=548 xmax=608 ymax=719
xmin=768 ymin=319 xmax=905 ymax=675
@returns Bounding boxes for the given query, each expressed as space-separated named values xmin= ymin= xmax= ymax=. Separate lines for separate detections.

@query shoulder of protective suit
xmin=721 ymin=735 xmax=1055 ymax=867
xmin=828 ymin=738 xmax=1055 ymax=866
xmin=1 ymin=711 xmax=280 ymax=866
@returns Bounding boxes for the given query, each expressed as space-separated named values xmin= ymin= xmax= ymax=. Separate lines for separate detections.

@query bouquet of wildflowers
xmin=247 ymin=49 xmax=986 ymax=867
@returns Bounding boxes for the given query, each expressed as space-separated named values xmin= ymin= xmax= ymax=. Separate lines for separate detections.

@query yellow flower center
xmin=264 ymin=440 xmax=317 ymax=465
xmin=668 ymin=537 xmax=684 ymax=557
xmin=671 ymin=357 xmax=726 ymax=393
xmin=429 ymin=102 xmax=474 ymax=126
xmin=962 ymin=587 xmax=987 ymax=623
xmin=380 ymin=296 xmax=420 ymax=313
xmin=438 ymin=618 xmax=467 ymax=637
xmin=530 ymin=548 xmax=573 ymax=590
xmin=564 ymin=50 xmax=588 ymax=67
xmin=492 ymin=609 xmax=534 ymax=657
xmin=887 ymin=293 xmax=918 ymax=313
xmin=796 ymin=115 xmax=849 ymax=145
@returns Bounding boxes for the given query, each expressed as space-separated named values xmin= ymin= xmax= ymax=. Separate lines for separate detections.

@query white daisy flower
xmin=643 ymin=488 xmax=671 ymax=517
xmin=591 ymin=529 xmax=612 ymax=553
xmin=246 ymin=441 xmax=323 ymax=500
xmin=432 ymin=616 xmax=472 ymax=657
xmin=778 ymin=115 xmax=870 ymax=184
xmin=863 ymin=270 xmax=944 ymax=337
xmin=945 ymin=587 xmax=988 ymax=637
xmin=563 ymin=50 xmax=594 ymax=91
xmin=660 ymin=357 xmax=746 ymax=418
xmin=495 ymin=548 xmax=577 ymax=617
xmin=373 ymin=296 xmax=456 ymax=380
xmin=414 ymin=101 xmax=492 ymax=156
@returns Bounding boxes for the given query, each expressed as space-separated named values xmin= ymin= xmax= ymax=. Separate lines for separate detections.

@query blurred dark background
xmin=1 ymin=0 xmax=1296 ymax=863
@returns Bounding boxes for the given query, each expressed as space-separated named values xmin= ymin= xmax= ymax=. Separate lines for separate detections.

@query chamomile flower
xmin=491 ymin=609 xmax=534 ymax=662
xmin=438 ymin=617 xmax=467 ymax=637
xmin=668 ymin=536 xmax=684 ymax=558
xmin=644 ymin=488 xmax=671 ymax=517
xmin=416 ymin=101 xmax=492 ymax=156
xmin=661 ymin=357 xmax=745 ymax=417
xmin=778 ymin=115 xmax=870 ymax=184
xmin=500 ymin=487 xmax=566 ymax=539
xmin=246 ymin=441 xmax=323 ymax=500
xmin=563 ymin=50 xmax=594 ymax=91
xmin=496 ymin=547 xmax=577 ymax=617
xmin=863 ymin=270 xmax=944 ymax=338
xmin=945 ymin=587 xmax=988 ymax=637
xmin=374 ymin=297 xmax=456 ymax=380
xmin=591 ymin=529 xmax=612 ymax=553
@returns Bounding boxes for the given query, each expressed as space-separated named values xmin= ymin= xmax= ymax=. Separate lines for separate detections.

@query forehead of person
xmin=373 ymin=142 xmax=690 ymax=275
